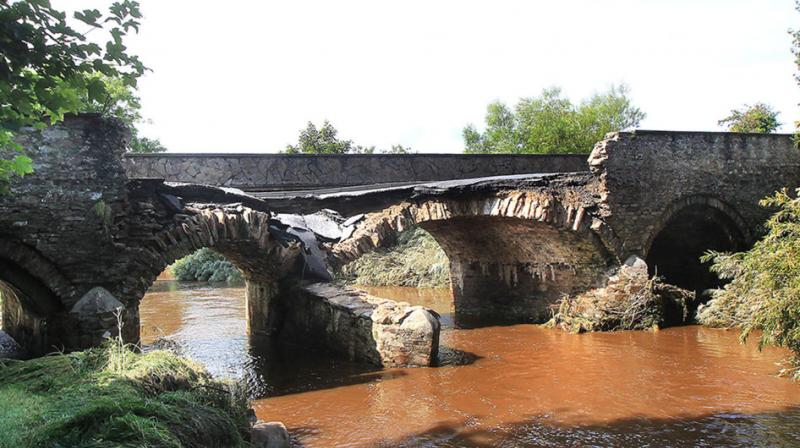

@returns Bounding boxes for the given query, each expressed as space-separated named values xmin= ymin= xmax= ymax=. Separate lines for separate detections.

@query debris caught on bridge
xmin=548 ymin=262 xmax=692 ymax=333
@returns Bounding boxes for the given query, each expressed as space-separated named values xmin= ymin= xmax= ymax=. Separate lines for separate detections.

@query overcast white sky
xmin=58 ymin=0 xmax=799 ymax=153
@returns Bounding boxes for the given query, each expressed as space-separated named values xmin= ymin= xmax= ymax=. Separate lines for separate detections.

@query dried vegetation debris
xmin=549 ymin=262 xmax=692 ymax=333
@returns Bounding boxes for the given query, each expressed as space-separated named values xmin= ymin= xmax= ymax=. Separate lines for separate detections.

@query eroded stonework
xmin=3 ymin=116 xmax=800 ymax=357
xmin=124 ymin=152 xmax=589 ymax=191
xmin=278 ymin=283 xmax=440 ymax=367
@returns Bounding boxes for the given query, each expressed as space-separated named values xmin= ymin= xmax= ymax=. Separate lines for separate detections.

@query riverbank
xmin=339 ymin=227 xmax=450 ymax=288
xmin=0 ymin=344 xmax=251 ymax=448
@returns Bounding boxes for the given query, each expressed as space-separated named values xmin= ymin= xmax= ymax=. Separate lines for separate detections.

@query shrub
xmin=170 ymin=248 xmax=244 ymax=283
xmin=698 ymin=189 xmax=800 ymax=378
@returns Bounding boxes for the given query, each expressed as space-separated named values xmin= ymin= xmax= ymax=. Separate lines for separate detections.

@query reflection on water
xmin=140 ymin=281 xmax=800 ymax=447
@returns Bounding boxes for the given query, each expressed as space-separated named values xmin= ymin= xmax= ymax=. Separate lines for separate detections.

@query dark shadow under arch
xmin=0 ymin=257 xmax=66 ymax=355
xmin=646 ymin=203 xmax=747 ymax=295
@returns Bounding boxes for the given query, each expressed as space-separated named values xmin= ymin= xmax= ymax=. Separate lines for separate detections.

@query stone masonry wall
xmin=278 ymin=283 xmax=440 ymax=367
xmin=0 ymin=115 xmax=134 ymax=353
xmin=590 ymin=130 xmax=800 ymax=259
xmin=124 ymin=153 xmax=589 ymax=191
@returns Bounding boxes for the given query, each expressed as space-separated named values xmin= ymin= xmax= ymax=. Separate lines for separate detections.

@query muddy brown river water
xmin=140 ymin=281 xmax=800 ymax=447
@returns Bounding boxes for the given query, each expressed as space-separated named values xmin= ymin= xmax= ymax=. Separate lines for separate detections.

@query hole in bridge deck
xmin=646 ymin=204 xmax=746 ymax=298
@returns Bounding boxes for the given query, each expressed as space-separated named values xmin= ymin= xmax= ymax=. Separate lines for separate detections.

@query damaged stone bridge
xmin=1 ymin=115 xmax=799 ymax=364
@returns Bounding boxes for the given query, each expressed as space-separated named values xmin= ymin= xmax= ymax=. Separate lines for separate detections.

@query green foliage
xmin=129 ymin=135 xmax=167 ymax=153
xmin=79 ymin=73 xmax=167 ymax=153
xmin=699 ymin=189 xmax=800 ymax=378
xmin=718 ymin=103 xmax=781 ymax=133
xmin=339 ymin=227 xmax=450 ymax=288
xmin=463 ymin=84 xmax=645 ymax=154
xmin=0 ymin=345 xmax=250 ymax=447
xmin=792 ymin=1 xmax=800 ymax=142
xmin=284 ymin=120 xmax=412 ymax=154
xmin=284 ymin=120 xmax=374 ymax=154
xmin=382 ymin=144 xmax=414 ymax=154
xmin=0 ymin=0 xmax=147 ymax=192
xmin=170 ymin=248 xmax=244 ymax=284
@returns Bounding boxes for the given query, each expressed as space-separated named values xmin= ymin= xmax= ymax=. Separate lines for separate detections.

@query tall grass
xmin=0 ymin=343 xmax=250 ymax=447
xmin=339 ymin=227 xmax=450 ymax=288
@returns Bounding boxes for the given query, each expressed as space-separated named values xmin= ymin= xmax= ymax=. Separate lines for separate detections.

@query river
xmin=140 ymin=281 xmax=800 ymax=447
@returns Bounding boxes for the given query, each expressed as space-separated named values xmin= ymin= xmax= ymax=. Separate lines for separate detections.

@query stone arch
xmin=332 ymin=190 xmax=616 ymax=325
xmin=0 ymin=239 xmax=72 ymax=355
xmin=644 ymin=195 xmax=749 ymax=295
xmin=121 ymin=203 xmax=305 ymax=344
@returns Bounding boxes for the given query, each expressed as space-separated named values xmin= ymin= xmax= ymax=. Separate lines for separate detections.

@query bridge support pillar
xmin=246 ymin=280 xmax=281 ymax=336
xmin=68 ymin=287 xmax=140 ymax=351
xmin=277 ymin=283 xmax=440 ymax=367
xmin=450 ymin=260 xmax=602 ymax=327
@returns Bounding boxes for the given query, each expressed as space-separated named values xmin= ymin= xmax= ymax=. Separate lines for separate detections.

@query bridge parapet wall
xmin=124 ymin=152 xmax=589 ymax=191
xmin=590 ymin=130 xmax=800 ymax=259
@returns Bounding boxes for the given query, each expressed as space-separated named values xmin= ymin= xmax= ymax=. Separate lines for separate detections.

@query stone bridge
xmin=1 ymin=115 xmax=798 ymax=365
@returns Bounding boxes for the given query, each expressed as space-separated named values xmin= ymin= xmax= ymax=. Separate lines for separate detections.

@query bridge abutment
xmin=275 ymin=283 xmax=440 ymax=367
xmin=449 ymin=260 xmax=606 ymax=326
xmin=246 ymin=280 xmax=282 ymax=336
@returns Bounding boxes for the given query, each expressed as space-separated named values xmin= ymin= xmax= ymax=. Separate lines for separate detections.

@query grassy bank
xmin=0 ymin=344 xmax=250 ymax=447
xmin=339 ymin=227 xmax=450 ymax=288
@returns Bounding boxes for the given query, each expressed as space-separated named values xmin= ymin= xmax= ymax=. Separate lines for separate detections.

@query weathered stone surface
xmin=329 ymin=184 xmax=612 ymax=325
xmin=372 ymin=304 xmax=441 ymax=367
xmin=3 ymin=116 xmax=800 ymax=354
xmin=70 ymin=287 xmax=124 ymax=315
xmin=278 ymin=283 xmax=440 ymax=367
xmin=251 ymin=421 xmax=290 ymax=448
xmin=590 ymin=130 xmax=800 ymax=259
xmin=0 ymin=330 xmax=23 ymax=359
xmin=0 ymin=116 xmax=319 ymax=353
xmin=125 ymin=152 xmax=589 ymax=191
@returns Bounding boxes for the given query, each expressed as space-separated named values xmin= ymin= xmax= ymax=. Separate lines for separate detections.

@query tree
xmin=0 ymin=0 xmax=147 ymax=191
xmin=463 ymin=84 xmax=645 ymax=154
xmin=718 ymin=103 xmax=781 ymax=134
xmin=382 ymin=144 xmax=414 ymax=154
xmin=80 ymin=74 xmax=166 ymax=153
xmin=284 ymin=121 xmax=411 ymax=154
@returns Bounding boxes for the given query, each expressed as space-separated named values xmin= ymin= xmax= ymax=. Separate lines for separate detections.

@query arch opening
xmin=0 ymin=257 xmax=66 ymax=357
xmin=139 ymin=248 xmax=258 ymax=377
xmin=409 ymin=215 xmax=614 ymax=327
xmin=646 ymin=204 xmax=747 ymax=296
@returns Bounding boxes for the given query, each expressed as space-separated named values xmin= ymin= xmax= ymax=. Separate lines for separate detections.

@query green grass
xmin=339 ymin=227 xmax=450 ymax=288
xmin=0 ymin=345 xmax=250 ymax=448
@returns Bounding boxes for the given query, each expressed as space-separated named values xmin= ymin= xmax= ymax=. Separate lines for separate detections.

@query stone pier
xmin=276 ymin=283 xmax=440 ymax=367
